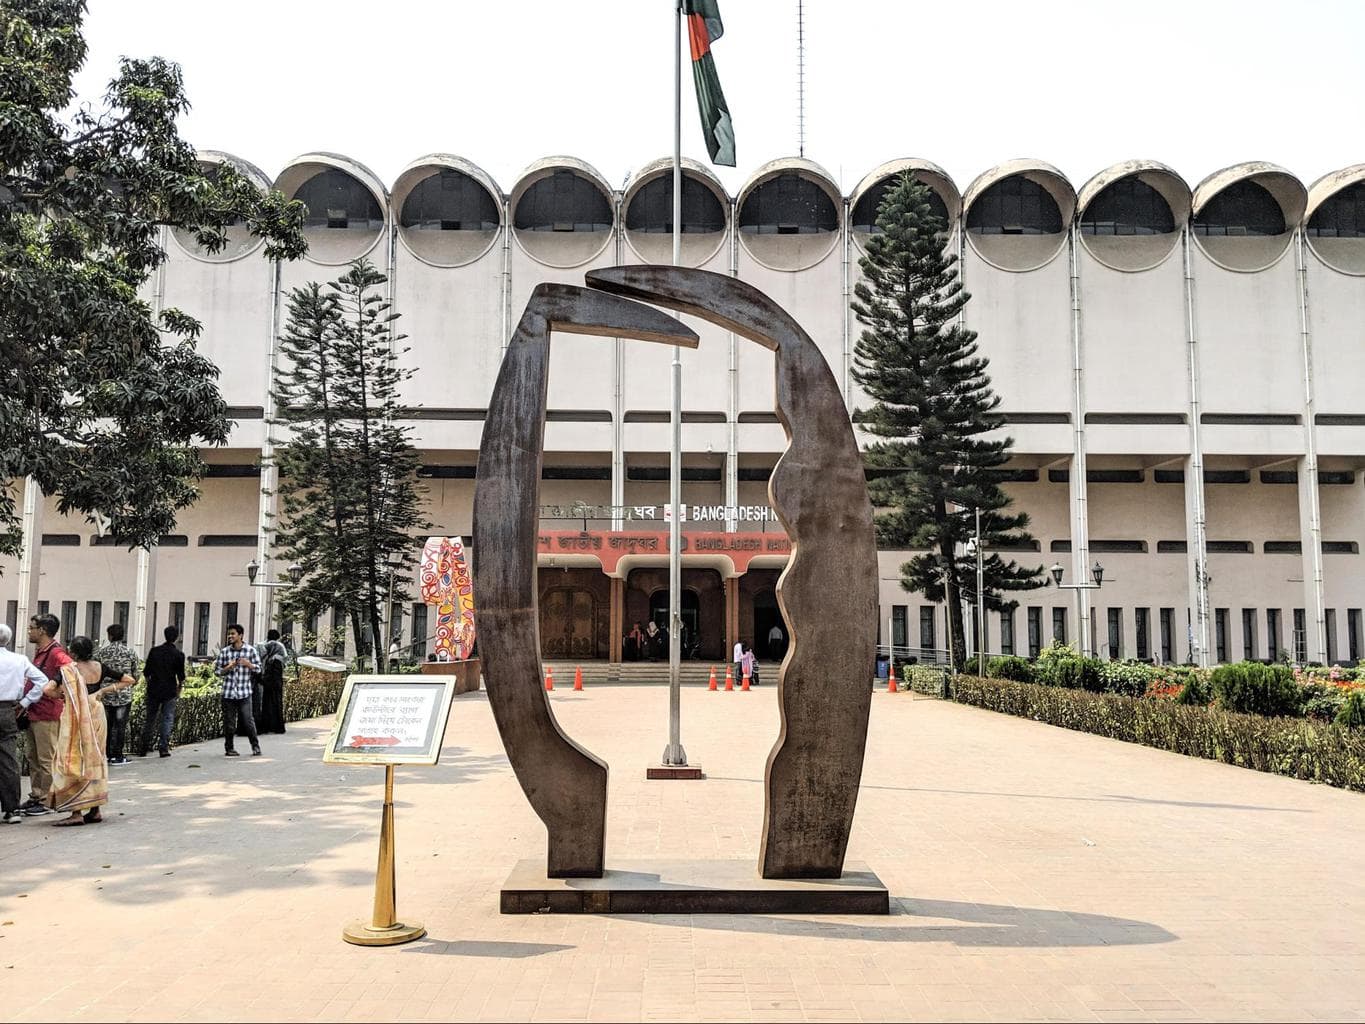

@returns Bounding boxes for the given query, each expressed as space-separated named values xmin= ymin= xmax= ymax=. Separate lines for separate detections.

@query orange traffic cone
xmin=707 ymin=666 xmax=718 ymax=691
xmin=741 ymin=666 xmax=751 ymax=691
xmin=545 ymin=665 xmax=555 ymax=691
xmin=887 ymin=661 xmax=898 ymax=694
xmin=573 ymin=665 xmax=584 ymax=691
xmin=724 ymin=665 xmax=735 ymax=691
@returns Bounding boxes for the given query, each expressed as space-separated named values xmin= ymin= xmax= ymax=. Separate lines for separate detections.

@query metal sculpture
xmin=472 ymin=283 xmax=699 ymax=877
xmin=420 ymin=536 xmax=476 ymax=661
xmin=472 ymin=268 xmax=878 ymax=880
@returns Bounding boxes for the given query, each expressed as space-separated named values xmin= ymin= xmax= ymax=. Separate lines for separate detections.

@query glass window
xmin=1052 ymin=607 xmax=1067 ymax=645
xmin=400 ymin=169 xmax=499 ymax=232
xmin=1326 ymin=608 xmax=1338 ymax=664
xmin=169 ymin=602 xmax=185 ymax=649
xmin=1192 ymin=180 xmax=1285 ymax=237
xmin=919 ymin=606 xmax=935 ymax=652
xmin=412 ymin=603 xmax=429 ymax=659
xmin=1242 ymin=608 xmax=1257 ymax=660
xmin=222 ymin=602 xmax=238 ymax=645
xmin=1081 ymin=178 xmax=1175 ymax=236
xmin=37 ymin=601 xmax=49 ymax=616
xmin=1293 ymin=608 xmax=1307 ymax=664
xmin=1215 ymin=609 xmax=1229 ymax=663
xmin=1106 ymin=608 xmax=1122 ymax=659
xmin=967 ymin=176 xmax=1063 ymax=236
xmin=1136 ymin=607 xmax=1151 ymax=661
xmin=86 ymin=601 xmax=102 ymax=640
xmin=1266 ymin=608 xmax=1281 ymax=661
xmin=739 ymin=174 xmax=837 ymax=235
xmin=852 ymin=177 xmax=949 ymax=234
xmin=891 ymin=605 xmax=908 ymax=650
xmin=1160 ymin=608 xmax=1175 ymax=663
xmin=1000 ymin=609 xmax=1015 ymax=655
xmin=193 ymin=602 xmax=211 ymax=657
xmin=114 ymin=602 xmax=129 ymax=630
xmin=4 ymin=600 xmax=16 ymax=639
xmin=514 ymin=170 xmax=612 ymax=232
xmin=296 ymin=170 xmax=384 ymax=231
xmin=61 ymin=601 xmax=77 ymax=643
xmin=1027 ymin=608 xmax=1042 ymax=658
xmin=1349 ymin=609 xmax=1362 ymax=662
xmin=1306 ymin=183 xmax=1365 ymax=238
xmin=330 ymin=606 xmax=346 ymax=657
xmin=626 ymin=176 xmax=725 ymax=234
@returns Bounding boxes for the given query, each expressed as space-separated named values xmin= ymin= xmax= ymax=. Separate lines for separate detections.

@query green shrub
xmin=1302 ymin=682 xmax=1347 ymax=723
xmin=950 ymin=674 xmax=1365 ymax=792
xmin=1210 ymin=661 xmax=1303 ymax=717
xmin=1097 ymin=659 xmax=1156 ymax=698
xmin=1175 ymin=674 xmax=1211 ymax=706
xmin=986 ymin=655 xmax=1034 ymax=683
xmin=904 ymin=664 xmax=951 ymax=696
xmin=1337 ymin=690 xmax=1365 ymax=729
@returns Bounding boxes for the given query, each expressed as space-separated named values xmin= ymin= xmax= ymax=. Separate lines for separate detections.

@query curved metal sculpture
xmin=472 ymin=283 xmax=699 ymax=877
xmin=587 ymin=267 xmax=878 ymax=878
xmin=473 ymin=268 xmax=877 ymax=880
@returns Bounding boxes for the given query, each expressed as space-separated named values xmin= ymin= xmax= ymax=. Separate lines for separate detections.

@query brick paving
xmin=2 ymin=685 xmax=1364 ymax=1022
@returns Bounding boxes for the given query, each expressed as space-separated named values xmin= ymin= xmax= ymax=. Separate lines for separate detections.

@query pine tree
xmin=271 ymin=259 xmax=430 ymax=671
xmin=851 ymin=173 xmax=1043 ymax=670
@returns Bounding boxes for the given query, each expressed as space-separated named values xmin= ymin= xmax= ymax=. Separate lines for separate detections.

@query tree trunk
xmin=939 ymin=536 xmax=967 ymax=672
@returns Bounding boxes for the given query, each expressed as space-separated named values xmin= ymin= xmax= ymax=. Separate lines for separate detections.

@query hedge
xmin=19 ymin=668 xmax=346 ymax=773
xmin=949 ymin=674 xmax=1365 ymax=792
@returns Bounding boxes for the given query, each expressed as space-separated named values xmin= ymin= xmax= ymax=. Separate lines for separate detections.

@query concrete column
xmin=14 ymin=477 xmax=43 ymax=650
xmin=1297 ymin=456 xmax=1327 ymax=663
xmin=609 ymin=576 xmax=623 ymax=664
xmin=1181 ymin=230 xmax=1212 ymax=667
xmin=253 ymin=258 xmax=283 ymax=642
xmin=1294 ymin=232 xmax=1327 ymax=664
xmin=724 ymin=576 xmax=739 ymax=661
xmin=1066 ymin=229 xmax=1093 ymax=657
xmin=131 ymin=544 xmax=158 ymax=655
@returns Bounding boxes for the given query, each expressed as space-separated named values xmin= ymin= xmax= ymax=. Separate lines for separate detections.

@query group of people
xmin=0 ymin=613 xmax=290 ymax=827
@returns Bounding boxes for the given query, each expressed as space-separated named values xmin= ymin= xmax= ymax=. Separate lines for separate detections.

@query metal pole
xmin=976 ymin=507 xmax=985 ymax=677
xmin=663 ymin=0 xmax=686 ymax=766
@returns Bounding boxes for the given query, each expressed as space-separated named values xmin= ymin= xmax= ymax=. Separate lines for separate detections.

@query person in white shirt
xmin=733 ymin=639 xmax=744 ymax=684
xmin=768 ymin=623 xmax=785 ymax=660
xmin=0 ymin=624 xmax=50 ymax=824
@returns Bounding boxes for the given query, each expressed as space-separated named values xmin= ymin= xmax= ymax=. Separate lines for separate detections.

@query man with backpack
xmin=254 ymin=629 xmax=288 ymax=734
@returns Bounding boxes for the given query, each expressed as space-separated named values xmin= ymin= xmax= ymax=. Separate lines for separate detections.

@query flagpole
xmin=665 ymin=0 xmax=686 ymax=766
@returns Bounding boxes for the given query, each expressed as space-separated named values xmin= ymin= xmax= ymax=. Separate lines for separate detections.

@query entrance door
xmin=540 ymin=587 xmax=599 ymax=659
xmin=649 ymin=588 xmax=700 ymax=658
xmin=753 ymin=588 xmax=785 ymax=660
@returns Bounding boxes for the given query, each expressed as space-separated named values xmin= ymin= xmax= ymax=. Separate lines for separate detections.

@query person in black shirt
xmin=140 ymin=626 xmax=185 ymax=757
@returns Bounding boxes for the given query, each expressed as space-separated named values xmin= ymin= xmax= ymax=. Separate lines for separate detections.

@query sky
xmin=71 ymin=0 xmax=1365 ymax=199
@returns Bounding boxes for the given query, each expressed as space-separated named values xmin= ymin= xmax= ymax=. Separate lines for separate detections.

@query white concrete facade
xmin=4 ymin=153 xmax=1365 ymax=668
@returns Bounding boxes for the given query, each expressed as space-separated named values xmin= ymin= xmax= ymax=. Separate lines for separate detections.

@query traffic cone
xmin=887 ymin=661 xmax=898 ymax=694
xmin=573 ymin=665 xmax=584 ymax=691
xmin=741 ymin=666 xmax=751 ymax=691
xmin=545 ymin=665 xmax=555 ymax=691
xmin=724 ymin=665 xmax=735 ymax=691
xmin=707 ymin=666 xmax=718 ymax=691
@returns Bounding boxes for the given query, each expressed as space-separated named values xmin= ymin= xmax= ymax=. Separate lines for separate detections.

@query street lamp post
xmin=1049 ymin=561 xmax=1105 ymax=654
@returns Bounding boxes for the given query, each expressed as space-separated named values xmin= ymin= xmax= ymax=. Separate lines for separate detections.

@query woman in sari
xmin=39 ymin=635 xmax=135 ymax=826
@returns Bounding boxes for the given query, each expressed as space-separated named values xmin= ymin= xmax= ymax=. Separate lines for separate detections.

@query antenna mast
xmin=797 ymin=0 xmax=806 ymax=158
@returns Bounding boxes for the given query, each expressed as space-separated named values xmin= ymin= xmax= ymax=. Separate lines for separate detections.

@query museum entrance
xmin=538 ymin=568 xmax=609 ymax=659
xmin=624 ymin=567 xmax=726 ymax=661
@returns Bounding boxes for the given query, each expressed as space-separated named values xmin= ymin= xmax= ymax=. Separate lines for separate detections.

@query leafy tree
xmin=0 ymin=0 xmax=306 ymax=558
xmin=851 ymin=173 xmax=1044 ymax=670
xmin=271 ymin=259 xmax=430 ymax=671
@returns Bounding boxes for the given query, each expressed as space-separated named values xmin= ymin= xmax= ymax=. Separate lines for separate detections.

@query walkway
xmin=2 ymin=686 xmax=1363 ymax=1022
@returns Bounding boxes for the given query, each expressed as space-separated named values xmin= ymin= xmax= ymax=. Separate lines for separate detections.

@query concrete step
xmin=540 ymin=661 xmax=760 ymax=686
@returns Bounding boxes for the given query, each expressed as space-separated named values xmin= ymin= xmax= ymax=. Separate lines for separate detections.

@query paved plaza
xmin=3 ymin=684 xmax=1364 ymax=1023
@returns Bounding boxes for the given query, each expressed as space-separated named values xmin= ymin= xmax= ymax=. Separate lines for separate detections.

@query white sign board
xmin=323 ymin=675 xmax=456 ymax=765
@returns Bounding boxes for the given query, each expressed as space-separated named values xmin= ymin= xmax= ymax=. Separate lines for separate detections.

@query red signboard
xmin=536 ymin=529 xmax=791 ymax=574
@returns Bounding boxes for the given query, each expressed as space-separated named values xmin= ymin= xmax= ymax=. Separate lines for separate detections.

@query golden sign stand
xmin=323 ymin=672 xmax=457 ymax=947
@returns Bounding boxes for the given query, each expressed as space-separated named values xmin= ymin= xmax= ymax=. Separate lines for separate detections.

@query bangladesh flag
xmin=683 ymin=0 xmax=736 ymax=167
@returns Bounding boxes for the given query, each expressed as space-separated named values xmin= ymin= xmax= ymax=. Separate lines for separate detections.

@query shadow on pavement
xmin=614 ymin=897 xmax=1176 ymax=948
xmin=405 ymin=939 xmax=575 ymax=958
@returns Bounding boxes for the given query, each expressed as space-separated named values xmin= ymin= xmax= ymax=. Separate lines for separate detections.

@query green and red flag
xmin=683 ymin=0 xmax=736 ymax=167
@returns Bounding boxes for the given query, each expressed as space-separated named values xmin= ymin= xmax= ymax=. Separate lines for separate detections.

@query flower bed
xmin=949 ymin=673 xmax=1365 ymax=792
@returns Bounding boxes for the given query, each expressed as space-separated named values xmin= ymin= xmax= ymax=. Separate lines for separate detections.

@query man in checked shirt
xmin=214 ymin=624 xmax=262 ymax=757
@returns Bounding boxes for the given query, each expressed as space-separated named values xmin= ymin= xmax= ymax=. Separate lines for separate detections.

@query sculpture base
xmin=500 ymin=859 xmax=888 ymax=915
xmin=341 ymin=919 xmax=426 ymax=946
xmin=646 ymin=763 xmax=704 ymax=780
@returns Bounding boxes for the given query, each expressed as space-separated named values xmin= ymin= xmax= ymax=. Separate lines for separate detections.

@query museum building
xmin=4 ymin=151 xmax=1365 ymax=669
